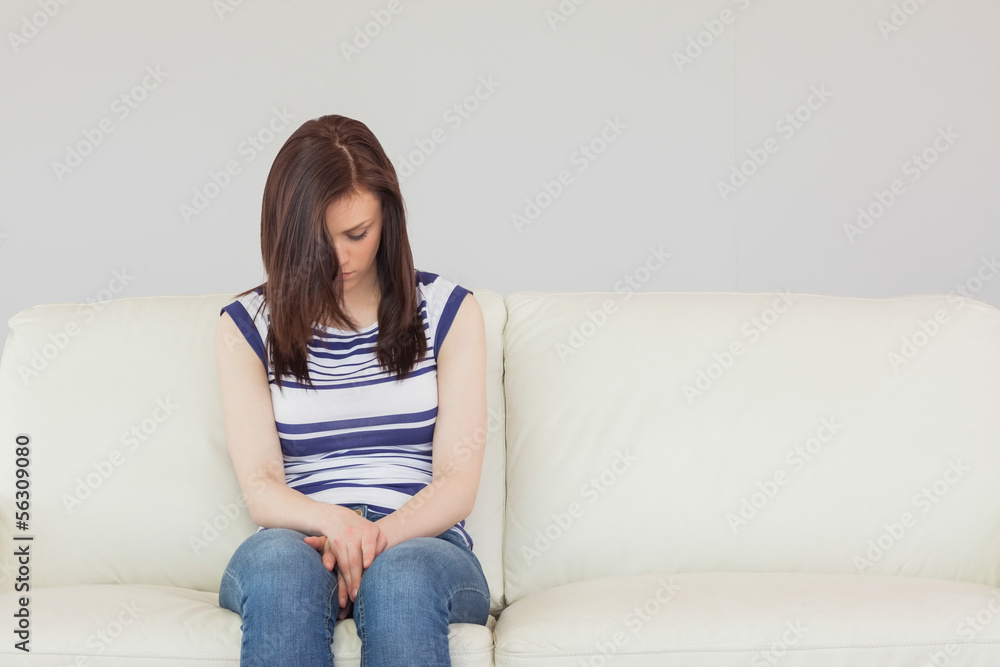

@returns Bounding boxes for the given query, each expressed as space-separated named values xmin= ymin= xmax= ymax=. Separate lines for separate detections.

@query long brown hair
xmin=236 ymin=114 xmax=427 ymax=390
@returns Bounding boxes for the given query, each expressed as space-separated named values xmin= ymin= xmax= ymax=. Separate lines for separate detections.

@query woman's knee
xmin=358 ymin=537 xmax=489 ymax=619
xmin=365 ymin=537 xmax=453 ymax=582
xmin=222 ymin=528 xmax=334 ymax=601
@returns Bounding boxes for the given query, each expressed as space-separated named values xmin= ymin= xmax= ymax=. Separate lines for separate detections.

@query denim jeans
xmin=218 ymin=504 xmax=491 ymax=666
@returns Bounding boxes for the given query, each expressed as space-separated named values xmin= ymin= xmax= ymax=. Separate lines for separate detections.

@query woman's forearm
xmin=375 ymin=466 xmax=479 ymax=549
xmin=240 ymin=470 xmax=347 ymax=536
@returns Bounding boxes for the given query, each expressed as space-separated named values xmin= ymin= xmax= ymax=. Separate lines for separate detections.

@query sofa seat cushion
xmin=0 ymin=584 xmax=495 ymax=666
xmin=334 ymin=617 xmax=496 ymax=666
xmin=0 ymin=584 xmax=240 ymax=666
xmin=494 ymin=572 xmax=1000 ymax=666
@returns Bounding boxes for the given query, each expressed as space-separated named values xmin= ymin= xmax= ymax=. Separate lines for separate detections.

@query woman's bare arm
xmin=214 ymin=311 xmax=384 ymax=602
xmin=374 ymin=293 xmax=489 ymax=548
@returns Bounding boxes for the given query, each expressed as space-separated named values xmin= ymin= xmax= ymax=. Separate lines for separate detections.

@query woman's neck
xmin=338 ymin=280 xmax=381 ymax=328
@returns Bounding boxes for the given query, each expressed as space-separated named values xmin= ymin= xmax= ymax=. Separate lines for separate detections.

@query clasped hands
xmin=302 ymin=506 xmax=389 ymax=620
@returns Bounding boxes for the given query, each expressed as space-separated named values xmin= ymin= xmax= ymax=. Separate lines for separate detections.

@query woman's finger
xmin=345 ymin=541 xmax=362 ymax=602
xmin=337 ymin=568 xmax=348 ymax=616
xmin=322 ymin=539 xmax=336 ymax=572
xmin=375 ymin=528 xmax=388 ymax=556
xmin=304 ymin=535 xmax=336 ymax=572
xmin=334 ymin=539 xmax=355 ymax=602
xmin=360 ymin=526 xmax=377 ymax=569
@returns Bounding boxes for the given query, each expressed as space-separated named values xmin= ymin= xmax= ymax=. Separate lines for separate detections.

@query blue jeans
xmin=218 ymin=504 xmax=490 ymax=666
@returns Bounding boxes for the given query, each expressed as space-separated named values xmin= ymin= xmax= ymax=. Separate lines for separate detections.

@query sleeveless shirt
xmin=219 ymin=269 xmax=474 ymax=548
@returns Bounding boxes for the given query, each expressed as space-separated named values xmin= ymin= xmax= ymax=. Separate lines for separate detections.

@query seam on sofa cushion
xmin=495 ymin=639 xmax=1000 ymax=659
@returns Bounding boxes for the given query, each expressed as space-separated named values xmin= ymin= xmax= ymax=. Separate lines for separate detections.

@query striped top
xmin=219 ymin=269 xmax=474 ymax=548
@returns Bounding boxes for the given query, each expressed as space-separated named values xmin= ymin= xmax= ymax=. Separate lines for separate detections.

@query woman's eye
xmin=348 ymin=230 xmax=368 ymax=242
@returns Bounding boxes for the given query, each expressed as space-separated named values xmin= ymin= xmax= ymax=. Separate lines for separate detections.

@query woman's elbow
xmin=455 ymin=478 xmax=481 ymax=522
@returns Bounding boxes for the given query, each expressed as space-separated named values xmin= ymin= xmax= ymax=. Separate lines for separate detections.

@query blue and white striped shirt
xmin=220 ymin=269 xmax=474 ymax=548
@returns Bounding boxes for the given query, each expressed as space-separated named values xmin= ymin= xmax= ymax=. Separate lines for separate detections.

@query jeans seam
xmin=325 ymin=574 xmax=334 ymax=667
xmin=358 ymin=586 xmax=367 ymax=666
xmin=221 ymin=568 xmax=244 ymax=612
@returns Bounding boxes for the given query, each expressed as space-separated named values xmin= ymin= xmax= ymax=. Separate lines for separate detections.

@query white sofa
xmin=3 ymin=287 xmax=1000 ymax=666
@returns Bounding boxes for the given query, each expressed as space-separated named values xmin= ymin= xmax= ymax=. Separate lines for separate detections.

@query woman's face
xmin=324 ymin=189 xmax=382 ymax=297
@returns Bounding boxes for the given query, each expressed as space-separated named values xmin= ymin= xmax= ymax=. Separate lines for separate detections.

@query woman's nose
xmin=332 ymin=244 xmax=348 ymax=269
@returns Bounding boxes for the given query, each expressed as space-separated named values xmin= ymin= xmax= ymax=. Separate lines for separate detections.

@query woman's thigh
xmin=219 ymin=528 xmax=341 ymax=665
xmin=219 ymin=527 xmax=339 ymax=616
xmin=356 ymin=533 xmax=490 ymax=625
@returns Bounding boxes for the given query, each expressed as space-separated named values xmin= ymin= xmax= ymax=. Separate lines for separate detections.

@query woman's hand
xmin=299 ymin=545 xmax=352 ymax=620
xmin=302 ymin=507 xmax=389 ymax=608
xmin=335 ymin=569 xmax=350 ymax=620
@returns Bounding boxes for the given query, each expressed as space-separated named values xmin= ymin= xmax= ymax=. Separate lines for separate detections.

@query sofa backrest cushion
xmin=501 ymin=291 xmax=1000 ymax=604
xmin=0 ymin=294 xmax=249 ymax=594
xmin=0 ymin=290 xmax=506 ymax=611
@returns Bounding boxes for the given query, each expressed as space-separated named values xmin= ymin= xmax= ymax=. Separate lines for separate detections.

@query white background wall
xmin=1 ymin=0 xmax=998 ymax=330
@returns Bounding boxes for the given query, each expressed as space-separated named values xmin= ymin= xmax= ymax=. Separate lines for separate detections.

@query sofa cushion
xmin=0 ymin=294 xmax=255 ymax=595
xmin=501 ymin=292 xmax=1000 ymax=603
xmin=0 ymin=585 xmax=494 ymax=665
xmin=0 ymin=289 xmax=506 ymax=611
xmin=494 ymin=572 xmax=1000 ymax=666
xmin=333 ymin=617 xmax=496 ymax=667
xmin=0 ymin=584 xmax=240 ymax=666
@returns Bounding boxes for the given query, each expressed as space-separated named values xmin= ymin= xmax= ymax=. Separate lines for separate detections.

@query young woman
xmin=214 ymin=114 xmax=490 ymax=666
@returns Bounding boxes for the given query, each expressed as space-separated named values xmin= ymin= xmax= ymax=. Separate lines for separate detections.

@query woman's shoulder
xmin=220 ymin=285 xmax=269 ymax=328
xmin=414 ymin=269 xmax=471 ymax=302
xmin=413 ymin=269 xmax=478 ymax=362
xmin=218 ymin=285 xmax=270 ymax=371
xmin=232 ymin=285 xmax=267 ymax=311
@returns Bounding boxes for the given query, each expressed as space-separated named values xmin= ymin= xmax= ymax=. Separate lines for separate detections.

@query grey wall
xmin=1 ymin=0 xmax=998 ymax=331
